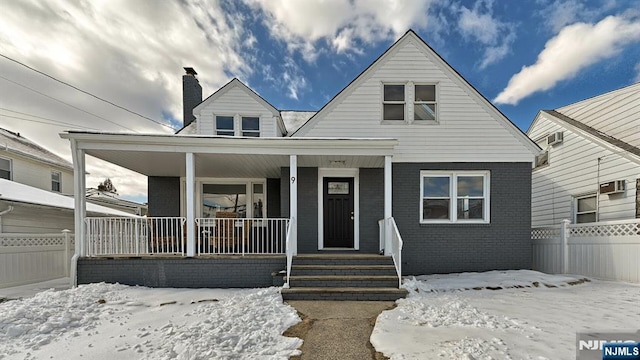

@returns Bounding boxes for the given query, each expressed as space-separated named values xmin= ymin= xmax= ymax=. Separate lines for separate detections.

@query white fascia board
xmin=61 ymin=132 xmax=398 ymax=157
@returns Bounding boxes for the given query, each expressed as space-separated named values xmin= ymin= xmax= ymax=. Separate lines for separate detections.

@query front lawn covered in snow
xmin=371 ymin=270 xmax=640 ymax=359
xmin=0 ymin=285 xmax=301 ymax=360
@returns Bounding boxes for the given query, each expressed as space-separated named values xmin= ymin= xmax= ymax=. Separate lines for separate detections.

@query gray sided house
xmin=62 ymin=30 xmax=539 ymax=299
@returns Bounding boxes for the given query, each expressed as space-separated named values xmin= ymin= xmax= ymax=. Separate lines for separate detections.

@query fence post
xmin=62 ymin=229 xmax=71 ymax=276
xmin=561 ymin=219 xmax=571 ymax=274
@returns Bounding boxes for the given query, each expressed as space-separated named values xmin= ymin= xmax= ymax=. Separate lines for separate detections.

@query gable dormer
xmin=193 ymin=78 xmax=285 ymax=137
xmin=293 ymin=30 xmax=538 ymax=163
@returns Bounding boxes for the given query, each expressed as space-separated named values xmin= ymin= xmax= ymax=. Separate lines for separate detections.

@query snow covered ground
xmin=2 ymin=271 xmax=638 ymax=360
xmin=371 ymin=270 xmax=640 ymax=359
xmin=0 ymin=284 xmax=301 ymax=360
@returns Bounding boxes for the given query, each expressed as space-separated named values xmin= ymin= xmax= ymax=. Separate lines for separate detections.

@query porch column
xmin=289 ymin=154 xmax=298 ymax=255
xmin=70 ymin=139 xmax=86 ymax=287
xmin=185 ymin=152 xmax=196 ymax=257
xmin=384 ymin=155 xmax=392 ymax=255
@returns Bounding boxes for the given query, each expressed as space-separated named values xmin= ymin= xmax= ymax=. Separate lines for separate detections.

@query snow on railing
xmin=84 ymin=217 xmax=185 ymax=256
xmin=195 ymin=218 xmax=289 ymax=255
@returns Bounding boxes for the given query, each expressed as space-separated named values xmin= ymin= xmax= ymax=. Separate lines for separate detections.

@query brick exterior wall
xmin=267 ymin=178 xmax=281 ymax=218
xmin=148 ymin=176 xmax=181 ymax=217
xmin=359 ymin=168 xmax=384 ymax=253
xmin=77 ymin=256 xmax=285 ymax=288
xmin=281 ymin=167 xmax=319 ymax=253
xmin=393 ymin=162 xmax=532 ymax=275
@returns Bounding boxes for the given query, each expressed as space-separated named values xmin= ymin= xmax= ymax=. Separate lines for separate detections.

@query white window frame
xmin=533 ymin=135 xmax=550 ymax=170
xmin=420 ymin=170 xmax=490 ymax=224
xmin=241 ymin=116 xmax=261 ymax=137
xmin=215 ymin=115 xmax=235 ymax=136
xmin=413 ymin=83 xmax=438 ymax=123
xmin=382 ymin=82 xmax=439 ymax=124
xmin=180 ymin=177 xmax=267 ymax=219
xmin=51 ymin=170 xmax=62 ymax=192
xmin=574 ymin=193 xmax=597 ymax=224
xmin=381 ymin=83 xmax=406 ymax=122
xmin=0 ymin=157 xmax=12 ymax=180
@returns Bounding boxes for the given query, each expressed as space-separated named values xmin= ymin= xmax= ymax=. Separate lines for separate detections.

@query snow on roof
xmin=0 ymin=179 xmax=135 ymax=217
xmin=280 ymin=111 xmax=316 ymax=134
xmin=0 ymin=127 xmax=73 ymax=170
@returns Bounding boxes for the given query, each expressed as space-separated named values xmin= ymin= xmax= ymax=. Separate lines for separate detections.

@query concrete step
xmin=281 ymin=287 xmax=408 ymax=301
xmin=291 ymin=264 xmax=397 ymax=276
xmin=287 ymin=275 xmax=399 ymax=288
xmin=293 ymin=254 xmax=393 ymax=266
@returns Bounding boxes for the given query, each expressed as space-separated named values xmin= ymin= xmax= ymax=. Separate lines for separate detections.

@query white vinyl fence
xmin=532 ymin=219 xmax=640 ymax=283
xmin=0 ymin=230 xmax=74 ymax=288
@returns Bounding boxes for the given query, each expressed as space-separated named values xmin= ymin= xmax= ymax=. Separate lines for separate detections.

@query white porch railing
xmin=195 ymin=218 xmax=289 ymax=255
xmin=380 ymin=217 xmax=403 ymax=287
xmin=532 ymin=219 xmax=640 ymax=283
xmin=285 ymin=217 xmax=296 ymax=288
xmin=84 ymin=217 xmax=186 ymax=256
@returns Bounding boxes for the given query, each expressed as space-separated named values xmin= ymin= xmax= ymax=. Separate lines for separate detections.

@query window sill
xmin=381 ymin=120 xmax=439 ymax=125
xmin=419 ymin=220 xmax=490 ymax=225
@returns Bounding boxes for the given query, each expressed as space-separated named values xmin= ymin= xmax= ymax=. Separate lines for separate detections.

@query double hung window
xmin=420 ymin=171 xmax=490 ymax=223
xmin=0 ymin=158 xmax=11 ymax=180
xmin=216 ymin=116 xmax=235 ymax=136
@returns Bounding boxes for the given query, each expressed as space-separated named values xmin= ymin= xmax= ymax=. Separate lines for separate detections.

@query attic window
xmin=0 ymin=157 xmax=11 ymax=180
xmin=414 ymin=85 xmax=437 ymax=121
xmin=383 ymin=84 xmax=405 ymax=121
xmin=216 ymin=116 xmax=234 ymax=136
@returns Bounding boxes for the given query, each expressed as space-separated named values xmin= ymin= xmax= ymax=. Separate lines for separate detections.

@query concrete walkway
xmin=285 ymin=301 xmax=395 ymax=360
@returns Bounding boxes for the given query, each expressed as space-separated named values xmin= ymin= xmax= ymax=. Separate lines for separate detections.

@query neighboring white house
xmin=0 ymin=127 xmax=134 ymax=233
xmin=0 ymin=127 xmax=73 ymax=193
xmin=86 ymin=188 xmax=148 ymax=216
xmin=528 ymin=83 xmax=640 ymax=227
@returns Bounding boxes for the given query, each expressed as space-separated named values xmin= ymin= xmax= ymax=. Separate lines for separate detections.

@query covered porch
xmin=61 ymin=132 xmax=399 ymax=262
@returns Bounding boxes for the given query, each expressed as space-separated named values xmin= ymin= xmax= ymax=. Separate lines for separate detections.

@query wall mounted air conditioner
xmin=547 ymin=131 xmax=563 ymax=146
xmin=599 ymin=180 xmax=625 ymax=195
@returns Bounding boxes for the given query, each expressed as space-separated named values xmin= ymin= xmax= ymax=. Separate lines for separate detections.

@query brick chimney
xmin=182 ymin=67 xmax=202 ymax=127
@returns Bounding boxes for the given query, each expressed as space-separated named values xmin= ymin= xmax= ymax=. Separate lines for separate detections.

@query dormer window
xmin=241 ymin=117 xmax=260 ymax=137
xmin=383 ymin=84 xmax=405 ymax=121
xmin=216 ymin=116 xmax=234 ymax=136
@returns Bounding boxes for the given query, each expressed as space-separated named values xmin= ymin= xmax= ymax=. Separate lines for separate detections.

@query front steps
xmin=280 ymin=254 xmax=407 ymax=301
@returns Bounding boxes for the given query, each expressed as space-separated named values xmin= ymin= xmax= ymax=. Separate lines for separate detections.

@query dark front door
xmin=323 ymin=177 xmax=355 ymax=248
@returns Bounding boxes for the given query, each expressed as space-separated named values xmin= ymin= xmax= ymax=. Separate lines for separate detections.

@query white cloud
xmin=0 ymin=0 xmax=253 ymax=199
xmin=494 ymin=15 xmax=640 ymax=105
xmin=243 ymin=0 xmax=438 ymax=58
xmin=456 ymin=0 xmax=515 ymax=69
xmin=541 ymin=0 xmax=616 ymax=32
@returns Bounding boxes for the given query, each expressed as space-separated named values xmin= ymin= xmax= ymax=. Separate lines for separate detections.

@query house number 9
xmin=291 ymin=176 xmax=296 ymax=184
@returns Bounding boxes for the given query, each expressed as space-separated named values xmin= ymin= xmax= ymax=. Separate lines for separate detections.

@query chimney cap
xmin=184 ymin=67 xmax=197 ymax=76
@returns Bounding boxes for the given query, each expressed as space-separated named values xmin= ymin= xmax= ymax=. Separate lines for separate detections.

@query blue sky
xmin=1 ymin=0 xmax=639 ymax=201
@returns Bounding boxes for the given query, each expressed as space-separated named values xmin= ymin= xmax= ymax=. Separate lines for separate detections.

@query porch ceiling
xmin=68 ymin=132 xmax=395 ymax=177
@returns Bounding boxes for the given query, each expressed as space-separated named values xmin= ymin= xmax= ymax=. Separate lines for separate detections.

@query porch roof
xmin=60 ymin=131 xmax=398 ymax=177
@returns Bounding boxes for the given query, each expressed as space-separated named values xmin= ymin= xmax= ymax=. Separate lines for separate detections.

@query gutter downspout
xmin=0 ymin=206 xmax=14 ymax=233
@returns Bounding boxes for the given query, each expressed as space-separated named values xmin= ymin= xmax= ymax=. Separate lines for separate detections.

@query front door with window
xmin=323 ymin=177 xmax=355 ymax=248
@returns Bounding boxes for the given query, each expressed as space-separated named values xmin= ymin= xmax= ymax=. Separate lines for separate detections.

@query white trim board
xmin=317 ymin=168 xmax=360 ymax=250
